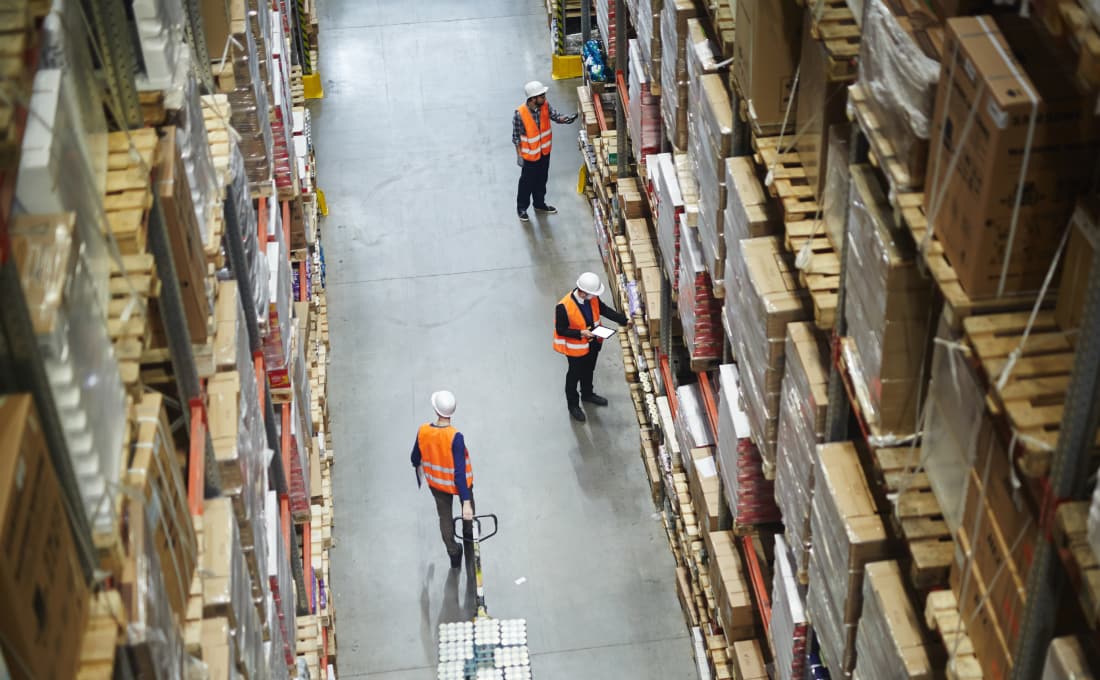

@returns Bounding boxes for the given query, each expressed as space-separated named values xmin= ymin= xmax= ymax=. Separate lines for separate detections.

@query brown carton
xmin=796 ymin=11 xmax=851 ymax=201
xmin=1054 ymin=199 xmax=1100 ymax=332
xmin=733 ymin=0 xmax=802 ymax=132
xmin=924 ymin=15 xmax=1100 ymax=299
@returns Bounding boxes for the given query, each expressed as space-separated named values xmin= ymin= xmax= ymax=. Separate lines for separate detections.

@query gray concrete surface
xmin=311 ymin=2 xmax=697 ymax=677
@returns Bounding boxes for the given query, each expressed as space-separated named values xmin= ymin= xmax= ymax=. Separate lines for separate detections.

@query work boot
xmin=568 ymin=405 xmax=586 ymax=422
xmin=450 ymin=550 xmax=462 ymax=569
xmin=518 ymin=210 xmax=530 ymax=222
xmin=582 ymin=393 xmax=608 ymax=406
xmin=534 ymin=204 xmax=558 ymax=214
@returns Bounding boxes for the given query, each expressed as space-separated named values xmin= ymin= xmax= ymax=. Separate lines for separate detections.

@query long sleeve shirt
xmin=512 ymin=103 xmax=574 ymax=147
xmin=410 ymin=427 xmax=472 ymax=501
xmin=555 ymin=290 xmax=629 ymax=346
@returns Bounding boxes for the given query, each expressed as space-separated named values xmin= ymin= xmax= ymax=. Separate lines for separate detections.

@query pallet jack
xmin=436 ymin=514 xmax=533 ymax=679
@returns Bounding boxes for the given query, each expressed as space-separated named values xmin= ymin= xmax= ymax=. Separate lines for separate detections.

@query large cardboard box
xmin=795 ymin=10 xmax=851 ymax=201
xmin=951 ymin=529 xmax=1014 ymax=680
xmin=1055 ymin=199 xmax=1100 ymax=331
xmin=0 ymin=395 xmax=89 ymax=680
xmin=924 ymin=15 xmax=1100 ymax=299
xmin=733 ymin=0 xmax=802 ymax=132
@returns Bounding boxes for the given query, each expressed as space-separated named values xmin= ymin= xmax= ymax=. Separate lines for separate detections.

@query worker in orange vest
xmin=513 ymin=80 xmax=577 ymax=223
xmin=554 ymin=272 xmax=631 ymax=422
xmin=411 ymin=390 xmax=474 ymax=569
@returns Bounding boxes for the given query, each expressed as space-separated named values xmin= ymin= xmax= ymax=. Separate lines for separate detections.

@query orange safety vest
xmin=417 ymin=424 xmax=473 ymax=495
xmin=553 ymin=293 xmax=600 ymax=357
xmin=518 ymin=102 xmax=552 ymax=161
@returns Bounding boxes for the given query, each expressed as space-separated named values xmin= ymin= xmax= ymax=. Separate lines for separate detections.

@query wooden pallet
xmin=108 ymin=253 xmax=159 ymax=393
xmin=786 ymin=220 xmax=840 ymax=330
xmin=898 ymin=197 xmax=1038 ymax=331
xmin=873 ymin=447 xmax=954 ymax=590
xmin=847 ymin=82 xmax=924 ymax=194
xmin=925 ymin=590 xmax=984 ymax=680
xmin=105 ymin=129 xmax=158 ymax=255
xmin=1053 ymin=501 xmax=1100 ymax=627
xmin=807 ymin=0 xmax=861 ymax=81
xmin=751 ymin=136 xmax=821 ymax=223
xmin=962 ymin=310 xmax=1098 ymax=477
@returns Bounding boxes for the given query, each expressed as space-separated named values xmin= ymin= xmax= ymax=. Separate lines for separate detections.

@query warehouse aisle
xmin=312 ymin=1 xmax=697 ymax=678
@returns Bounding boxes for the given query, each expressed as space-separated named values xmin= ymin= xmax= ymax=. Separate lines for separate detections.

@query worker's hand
xmin=567 ymin=113 xmax=579 ymax=123
xmin=626 ymin=319 xmax=635 ymax=330
xmin=462 ymin=500 xmax=474 ymax=521
xmin=580 ymin=329 xmax=596 ymax=339
xmin=516 ymin=154 xmax=524 ymax=168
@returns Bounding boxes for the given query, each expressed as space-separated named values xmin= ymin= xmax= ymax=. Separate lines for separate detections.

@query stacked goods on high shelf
xmin=721 ymin=156 xmax=778 ymax=261
xmin=848 ymin=0 xmax=942 ymax=194
xmin=627 ymin=39 xmax=662 ymax=164
xmin=634 ymin=0 xmax=661 ymax=89
xmin=771 ymin=535 xmax=809 ymax=680
xmin=774 ymin=322 xmax=829 ymax=580
xmin=658 ymin=0 xmax=698 ymax=151
xmin=806 ymin=442 xmax=889 ymax=677
xmin=715 ymin=364 xmax=781 ymax=528
xmin=853 ymin=561 xmax=933 ymax=679
xmin=841 ymin=165 xmax=933 ymax=440
xmin=725 ymin=236 xmax=811 ymax=472
xmin=678 ymin=223 xmax=723 ymax=365
xmin=688 ymin=71 xmax=733 ymax=292
xmin=733 ymin=0 xmax=802 ymax=136
xmin=596 ymin=0 xmax=617 ymax=58
xmin=649 ymin=152 xmax=698 ymax=293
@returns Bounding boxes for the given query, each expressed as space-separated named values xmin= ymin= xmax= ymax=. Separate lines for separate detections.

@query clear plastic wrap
xmin=678 ymin=227 xmax=723 ymax=361
xmin=1041 ymin=636 xmax=1093 ymax=680
xmin=728 ymin=237 xmax=811 ymax=463
xmin=857 ymin=0 xmax=940 ymax=189
xmin=724 ymin=156 xmax=778 ymax=248
xmin=650 ymin=153 xmax=684 ymax=290
xmin=269 ymin=8 xmax=296 ymax=195
xmin=674 ymin=383 xmax=714 ymax=457
xmin=717 ymin=364 xmax=781 ymax=526
xmin=596 ymin=0 xmax=617 ymax=59
xmin=131 ymin=0 xmax=186 ymax=90
xmin=11 ymin=214 xmax=126 ymax=539
xmin=224 ymin=141 xmax=270 ymax=329
xmin=202 ymin=497 xmax=258 ymax=674
xmin=264 ymin=225 xmax=293 ymax=388
xmin=771 ymin=535 xmax=809 ymax=680
xmin=853 ymin=561 xmax=932 ymax=680
xmin=688 ymin=73 xmax=734 ymax=285
xmin=635 ymin=0 xmax=660 ymax=73
xmin=658 ymin=2 xmax=699 ymax=150
xmin=127 ymin=490 xmax=187 ymax=680
xmin=843 ymin=167 xmax=933 ymax=438
xmin=214 ymin=19 xmax=275 ymax=192
xmin=822 ymin=126 xmax=850 ymax=250
xmin=177 ymin=71 xmax=220 ymax=246
xmin=628 ymin=40 xmax=662 ymax=163
xmin=266 ymin=490 xmax=297 ymax=665
xmin=775 ymin=322 xmax=829 ymax=577
xmin=806 ymin=442 xmax=888 ymax=676
xmin=921 ymin=314 xmax=981 ymax=534
xmin=287 ymin=391 xmax=312 ymax=521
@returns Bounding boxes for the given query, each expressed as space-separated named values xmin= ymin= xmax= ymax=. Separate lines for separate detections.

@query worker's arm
xmin=451 ymin=433 xmax=474 ymax=520
xmin=512 ymin=110 xmax=525 ymax=167
xmin=548 ymin=103 xmax=577 ymax=124
xmin=410 ymin=436 xmax=422 ymax=467
xmin=555 ymin=303 xmax=587 ymax=339
xmin=597 ymin=297 xmax=630 ymax=326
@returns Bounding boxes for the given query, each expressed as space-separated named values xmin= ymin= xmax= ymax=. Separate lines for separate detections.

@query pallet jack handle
xmin=454 ymin=514 xmax=499 ymax=542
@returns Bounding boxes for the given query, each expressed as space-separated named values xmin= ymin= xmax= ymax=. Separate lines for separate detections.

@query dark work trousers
xmin=516 ymin=154 xmax=551 ymax=212
xmin=565 ymin=341 xmax=602 ymax=408
xmin=431 ymin=487 xmax=475 ymax=558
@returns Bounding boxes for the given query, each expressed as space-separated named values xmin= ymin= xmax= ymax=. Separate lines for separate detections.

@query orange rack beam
xmin=617 ymin=70 xmax=629 ymax=117
xmin=593 ymin=90 xmax=608 ymax=134
xmin=187 ymin=397 xmax=208 ymax=516
xmin=659 ymin=353 xmax=677 ymax=419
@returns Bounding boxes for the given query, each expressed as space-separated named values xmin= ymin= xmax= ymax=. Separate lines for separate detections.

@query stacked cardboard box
xmin=725 ymin=237 xmax=812 ymax=466
xmin=595 ymin=0 xmax=616 ymax=59
xmin=807 ymin=442 xmax=889 ymax=677
xmin=843 ymin=165 xmax=934 ymax=438
xmin=775 ymin=322 xmax=829 ymax=578
xmin=733 ymin=0 xmax=802 ymax=135
xmin=0 ymin=395 xmax=90 ymax=680
xmin=628 ymin=40 xmax=662 ymax=164
xmin=771 ymin=535 xmax=810 ymax=680
xmin=716 ymin=363 xmax=781 ymax=527
xmin=854 ymin=561 xmax=933 ymax=679
xmin=705 ymin=530 xmax=756 ymax=641
xmin=635 ymin=0 xmax=662 ymax=78
xmin=688 ymin=73 xmax=734 ymax=286
xmin=795 ymin=10 xmax=851 ymax=201
xmin=659 ymin=0 xmax=698 ymax=151
xmin=678 ymin=225 xmax=723 ymax=362
xmin=924 ymin=15 xmax=1100 ymax=299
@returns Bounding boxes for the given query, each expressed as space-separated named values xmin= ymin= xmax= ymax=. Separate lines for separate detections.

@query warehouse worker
xmin=411 ymin=390 xmax=474 ymax=569
xmin=513 ymin=80 xmax=577 ymax=223
xmin=554 ymin=272 xmax=631 ymax=422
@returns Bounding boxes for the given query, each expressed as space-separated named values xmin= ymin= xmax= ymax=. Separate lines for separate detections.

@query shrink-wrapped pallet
xmin=659 ymin=1 xmax=698 ymax=150
xmin=725 ymin=237 xmax=811 ymax=464
xmin=688 ymin=73 xmax=734 ymax=287
xmin=775 ymin=322 xmax=829 ymax=577
xmin=716 ymin=364 xmax=781 ymax=527
xmin=678 ymin=227 xmax=723 ymax=362
xmin=853 ymin=561 xmax=933 ymax=680
xmin=628 ymin=40 xmax=662 ymax=163
xmin=771 ymin=535 xmax=809 ymax=680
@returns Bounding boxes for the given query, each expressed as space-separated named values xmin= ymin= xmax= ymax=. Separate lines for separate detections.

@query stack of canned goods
xmin=437 ymin=618 xmax=532 ymax=679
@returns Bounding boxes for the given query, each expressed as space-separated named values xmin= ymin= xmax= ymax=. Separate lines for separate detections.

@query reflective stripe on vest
xmin=518 ymin=103 xmax=552 ymax=161
xmin=552 ymin=293 xmax=600 ymax=357
xmin=417 ymin=424 xmax=473 ymax=495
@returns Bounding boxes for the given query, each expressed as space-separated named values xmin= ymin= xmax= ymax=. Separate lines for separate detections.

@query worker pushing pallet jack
xmin=436 ymin=514 xmax=533 ymax=679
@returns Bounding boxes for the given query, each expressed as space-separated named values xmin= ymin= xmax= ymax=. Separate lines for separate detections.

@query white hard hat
xmin=576 ymin=272 xmax=604 ymax=296
xmin=431 ymin=390 xmax=456 ymax=418
xmin=524 ymin=80 xmax=549 ymax=99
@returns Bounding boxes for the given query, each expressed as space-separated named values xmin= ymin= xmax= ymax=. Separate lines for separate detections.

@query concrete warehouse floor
xmin=312 ymin=1 xmax=697 ymax=677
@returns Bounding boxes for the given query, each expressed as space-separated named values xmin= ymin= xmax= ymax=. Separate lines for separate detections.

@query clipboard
xmin=591 ymin=325 xmax=617 ymax=340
